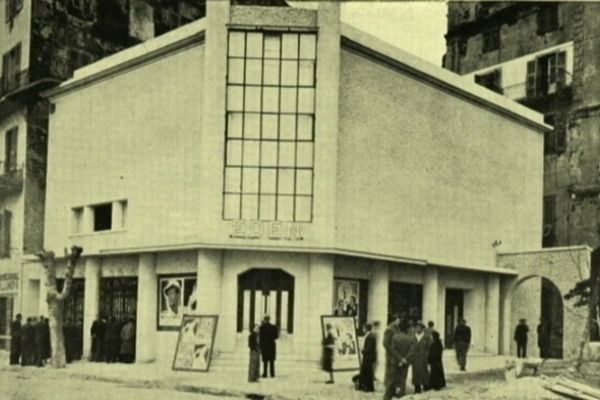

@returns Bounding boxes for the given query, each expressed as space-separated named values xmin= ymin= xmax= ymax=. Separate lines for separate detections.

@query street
xmin=1 ymin=369 xmax=244 ymax=400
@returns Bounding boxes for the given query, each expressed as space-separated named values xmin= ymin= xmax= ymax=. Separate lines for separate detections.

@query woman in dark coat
xmin=358 ymin=323 xmax=377 ymax=392
xmin=428 ymin=331 xmax=446 ymax=390
xmin=322 ymin=323 xmax=336 ymax=384
xmin=248 ymin=324 xmax=261 ymax=382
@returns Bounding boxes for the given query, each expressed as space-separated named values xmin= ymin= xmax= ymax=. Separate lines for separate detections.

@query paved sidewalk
xmin=1 ymin=352 xmax=508 ymax=400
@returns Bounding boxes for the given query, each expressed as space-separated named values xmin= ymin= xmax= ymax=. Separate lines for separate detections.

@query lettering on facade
xmin=229 ymin=220 xmax=304 ymax=241
xmin=0 ymin=273 xmax=18 ymax=294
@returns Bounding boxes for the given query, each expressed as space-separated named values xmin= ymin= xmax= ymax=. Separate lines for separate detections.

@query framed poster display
xmin=157 ymin=275 xmax=198 ymax=330
xmin=172 ymin=315 xmax=219 ymax=372
xmin=320 ymin=315 xmax=361 ymax=372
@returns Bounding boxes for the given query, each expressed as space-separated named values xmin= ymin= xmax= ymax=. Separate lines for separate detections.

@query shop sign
xmin=229 ymin=220 xmax=303 ymax=241
xmin=0 ymin=273 xmax=18 ymax=294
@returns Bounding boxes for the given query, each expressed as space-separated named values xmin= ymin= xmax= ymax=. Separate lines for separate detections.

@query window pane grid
xmin=224 ymin=30 xmax=316 ymax=223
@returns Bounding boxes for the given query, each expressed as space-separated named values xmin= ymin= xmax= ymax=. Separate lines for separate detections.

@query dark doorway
xmin=444 ymin=288 xmax=464 ymax=349
xmin=388 ymin=282 xmax=423 ymax=325
xmin=237 ymin=269 xmax=294 ymax=334
xmin=57 ymin=278 xmax=85 ymax=360
xmin=100 ymin=277 xmax=138 ymax=361
xmin=541 ymin=277 xmax=563 ymax=358
xmin=0 ymin=296 xmax=13 ymax=350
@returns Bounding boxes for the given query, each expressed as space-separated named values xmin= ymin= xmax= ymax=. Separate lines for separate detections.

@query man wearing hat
xmin=410 ymin=320 xmax=432 ymax=393
xmin=514 ymin=318 xmax=529 ymax=359
xmin=259 ymin=315 xmax=279 ymax=378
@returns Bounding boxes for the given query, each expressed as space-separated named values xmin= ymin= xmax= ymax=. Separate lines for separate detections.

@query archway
xmin=510 ymin=274 xmax=564 ymax=359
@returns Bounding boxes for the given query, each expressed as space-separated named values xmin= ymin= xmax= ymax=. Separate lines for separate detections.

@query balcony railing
xmin=0 ymin=162 xmax=23 ymax=196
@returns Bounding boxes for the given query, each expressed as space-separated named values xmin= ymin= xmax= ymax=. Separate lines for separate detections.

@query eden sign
xmin=230 ymin=220 xmax=303 ymax=241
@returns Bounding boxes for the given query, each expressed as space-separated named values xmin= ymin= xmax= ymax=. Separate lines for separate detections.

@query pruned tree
xmin=564 ymin=249 xmax=600 ymax=370
xmin=37 ymin=246 xmax=83 ymax=368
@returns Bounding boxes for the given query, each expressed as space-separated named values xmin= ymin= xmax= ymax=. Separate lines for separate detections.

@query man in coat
xmin=34 ymin=317 xmax=46 ymax=367
xmin=453 ymin=319 xmax=471 ymax=371
xmin=259 ymin=315 xmax=278 ymax=378
xmin=90 ymin=315 xmax=106 ymax=362
xmin=104 ymin=316 xmax=119 ymax=363
xmin=514 ymin=319 xmax=529 ymax=358
xmin=9 ymin=314 xmax=22 ymax=365
xmin=410 ymin=321 xmax=432 ymax=393
xmin=383 ymin=320 xmax=414 ymax=400
xmin=537 ymin=319 xmax=550 ymax=358
xmin=42 ymin=317 xmax=51 ymax=362
xmin=358 ymin=322 xmax=378 ymax=392
xmin=383 ymin=315 xmax=401 ymax=391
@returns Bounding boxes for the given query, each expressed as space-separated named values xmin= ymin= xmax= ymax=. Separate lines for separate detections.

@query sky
xmin=289 ymin=1 xmax=449 ymax=66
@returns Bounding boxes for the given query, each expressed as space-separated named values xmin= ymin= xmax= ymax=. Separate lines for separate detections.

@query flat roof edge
xmin=340 ymin=23 xmax=551 ymax=133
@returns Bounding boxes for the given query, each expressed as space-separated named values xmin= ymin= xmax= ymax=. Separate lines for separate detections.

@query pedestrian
xmin=10 ymin=314 xmax=22 ymax=365
xmin=358 ymin=322 xmax=377 ymax=392
xmin=73 ymin=318 xmax=83 ymax=360
xmin=23 ymin=317 xmax=37 ymax=366
xmin=322 ymin=323 xmax=336 ymax=384
xmin=426 ymin=321 xmax=437 ymax=336
xmin=410 ymin=321 xmax=431 ymax=393
xmin=104 ymin=316 xmax=119 ymax=363
xmin=42 ymin=318 xmax=51 ymax=363
xmin=120 ymin=318 xmax=135 ymax=363
xmin=259 ymin=315 xmax=278 ymax=378
xmin=248 ymin=324 xmax=261 ymax=382
xmin=453 ymin=318 xmax=471 ymax=372
xmin=34 ymin=317 xmax=45 ymax=367
xmin=537 ymin=319 xmax=549 ymax=358
xmin=514 ymin=318 xmax=529 ymax=358
xmin=428 ymin=330 xmax=446 ymax=390
xmin=383 ymin=314 xmax=401 ymax=394
xmin=383 ymin=319 xmax=413 ymax=400
xmin=91 ymin=315 xmax=106 ymax=362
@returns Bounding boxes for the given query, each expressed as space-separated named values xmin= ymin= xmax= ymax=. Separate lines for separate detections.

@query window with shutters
xmin=542 ymin=196 xmax=556 ymax=248
xmin=537 ymin=3 xmax=559 ymax=35
xmin=4 ymin=127 xmax=17 ymax=174
xmin=0 ymin=210 xmax=12 ymax=258
xmin=475 ymin=69 xmax=502 ymax=94
xmin=544 ymin=114 xmax=567 ymax=154
xmin=5 ymin=0 xmax=23 ymax=22
xmin=482 ymin=29 xmax=500 ymax=53
xmin=1 ymin=44 xmax=21 ymax=95
xmin=526 ymin=51 xmax=567 ymax=98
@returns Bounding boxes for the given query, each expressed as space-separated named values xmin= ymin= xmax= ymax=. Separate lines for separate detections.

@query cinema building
xmin=32 ymin=2 xmax=587 ymax=365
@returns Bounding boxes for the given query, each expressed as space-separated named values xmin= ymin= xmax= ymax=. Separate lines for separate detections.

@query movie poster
xmin=321 ymin=315 xmax=361 ymax=371
xmin=158 ymin=275 xmax=198 ymax=330
xmin=333 ymin=279 xmax=359 ymax=318
xmin=172 ymin=315 xmax=218 ymax=372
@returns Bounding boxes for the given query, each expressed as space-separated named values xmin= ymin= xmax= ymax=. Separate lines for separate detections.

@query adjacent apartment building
xmin=0 ymin=0 xmax=207 ymax=351
xmin=40 ymin=1 xmax=556 ymax=365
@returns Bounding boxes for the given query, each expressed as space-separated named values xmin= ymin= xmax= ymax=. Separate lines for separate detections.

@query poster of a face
xmin=158 ymin=275 xmax=198 ymax=330
xmin=172 ymin=315 xmax=218 ymax=372
xmin=333 ymin=279 xmax=359 ymax=318
xmin=321 ymin=315 xmax=361 ymax=371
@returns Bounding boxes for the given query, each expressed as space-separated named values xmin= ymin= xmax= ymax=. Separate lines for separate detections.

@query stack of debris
xmin=544 ymin=377 xmax=600 ymax=400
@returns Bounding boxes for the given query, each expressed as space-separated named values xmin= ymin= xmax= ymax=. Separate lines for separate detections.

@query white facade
xmin=37 ymin=2 xmax=550 ymax=365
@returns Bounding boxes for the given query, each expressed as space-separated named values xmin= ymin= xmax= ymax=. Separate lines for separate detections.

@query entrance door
xmin=237 ymin=269 xmax=294 ymax=334
xmin=100 ymin=277 xmax=138 ymax=322
xmin=445 ymin=288 xmax=464 ymax=349
xmin=541 ymin=277 xmax=563 ymax=358
xmin=0 ymin=296 xmax=13 ymax=350
xmin=388 ymin=282 xmax=423 ymax=325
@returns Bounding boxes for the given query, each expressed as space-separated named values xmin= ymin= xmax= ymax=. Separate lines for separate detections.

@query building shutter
xmin=0 ymin=213 xmax=5 ymax=258
xmin=555 ymin=115 xmax=567 ymax=152
xmin=5 ymin=128 xmax=17 ymax=173
xmin=2 ymin=210 xmax=11 ymax=258
xmin=556 ymin=51 xmax=567 ymax=87
xmin=526 ymin=60 xmax=537 ymax=98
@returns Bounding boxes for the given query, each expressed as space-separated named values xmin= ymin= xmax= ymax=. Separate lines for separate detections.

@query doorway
xmin=0 ymin=296 xmax=14 ymax=350
xmin=445 ymin=288 xmax=464 ymax=348
xmin=237 ymin=269 xmax=294 ymax=334
xmin=57 ymin=278 xmax=85 ymax=360
xmin=541 ymin=277 xmax=563 ymax=358
xmin=388 ymin=282 xmax=423 ymax=325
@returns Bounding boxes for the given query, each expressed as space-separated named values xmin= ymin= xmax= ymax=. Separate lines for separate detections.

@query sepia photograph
xmin=2 ymin=0 xmax=600 ymax=399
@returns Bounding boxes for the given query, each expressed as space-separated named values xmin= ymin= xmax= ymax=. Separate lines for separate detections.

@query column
xmin=197 ymin=249 xmax=223 ymax=353
xmin=368 ymin=261 xmax=389 ymax=382
xmin=500 ymin=276 xmax=515 ymax=356
xmin=39 ymin=264 xmax=49 ymax=317
xmin=136 ymin=253 xmax=157 ymax=362
xmin=423 ymin=266 xmax=439 ymax=326
xmin=307 ymin=254 xmax=334 ymax=360
xmin=485 ymin=274 xmax=500 ymax=354
xmin=83 ymin=257 xmax=101 ymax=359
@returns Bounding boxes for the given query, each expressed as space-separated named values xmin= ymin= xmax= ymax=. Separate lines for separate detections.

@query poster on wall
xmin=158 ymin=275 xmax=198 ymax=330
xmin=333 ymin=279 xmax=359 ymax=318
xmin=320 ymin=315 xmax=361 ymax=371
xmin=172 ymin=315 xmax=219 ymax=372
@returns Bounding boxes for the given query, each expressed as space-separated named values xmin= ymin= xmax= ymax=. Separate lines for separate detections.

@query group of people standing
xmin=90 ymin=315 xmax=136 ymax=363
xmin=513 ymin=318 xmax=554 ymax=359
xmin=247 ymin=315 xmax=279 ymax=382
xmin=9 ymin=314 xmax=51 ymax=367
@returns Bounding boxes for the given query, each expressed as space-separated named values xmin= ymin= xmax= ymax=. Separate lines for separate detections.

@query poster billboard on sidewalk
xmin=172 ymin=315 xmax=219 ymax=372
xmin=321 ymin=315 xmax=361 ymax=371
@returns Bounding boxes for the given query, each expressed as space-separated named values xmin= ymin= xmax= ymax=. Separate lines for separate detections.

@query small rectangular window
xmin=71 ymin=207 xmax=84 ymax=234
xmin=542 ymin=195 xmax=556 ymax=248
xmin=474 ymin=69 xmax=502 ymax=94
xmin=0 ymin=210 xmax=11 ymax=258
xmin=4 ymin=127 xmax=18 ymax=173
xmin=538 ymin=3 xmax=559 ymax=35
xmin=93 ymin=203 xmax=112 ymax=232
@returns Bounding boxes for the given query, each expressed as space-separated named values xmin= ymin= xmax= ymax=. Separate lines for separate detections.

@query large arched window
xmin=237 ymin=268 xmax=294 ymax=334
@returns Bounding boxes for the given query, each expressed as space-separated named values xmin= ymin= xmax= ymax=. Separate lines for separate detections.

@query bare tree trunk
xmin=38 ymin=246 xmax=83 ymax=369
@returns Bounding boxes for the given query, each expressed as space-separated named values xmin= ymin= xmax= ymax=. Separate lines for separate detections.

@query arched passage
xmin=510 ymin=274 xmax=564 ymax=359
